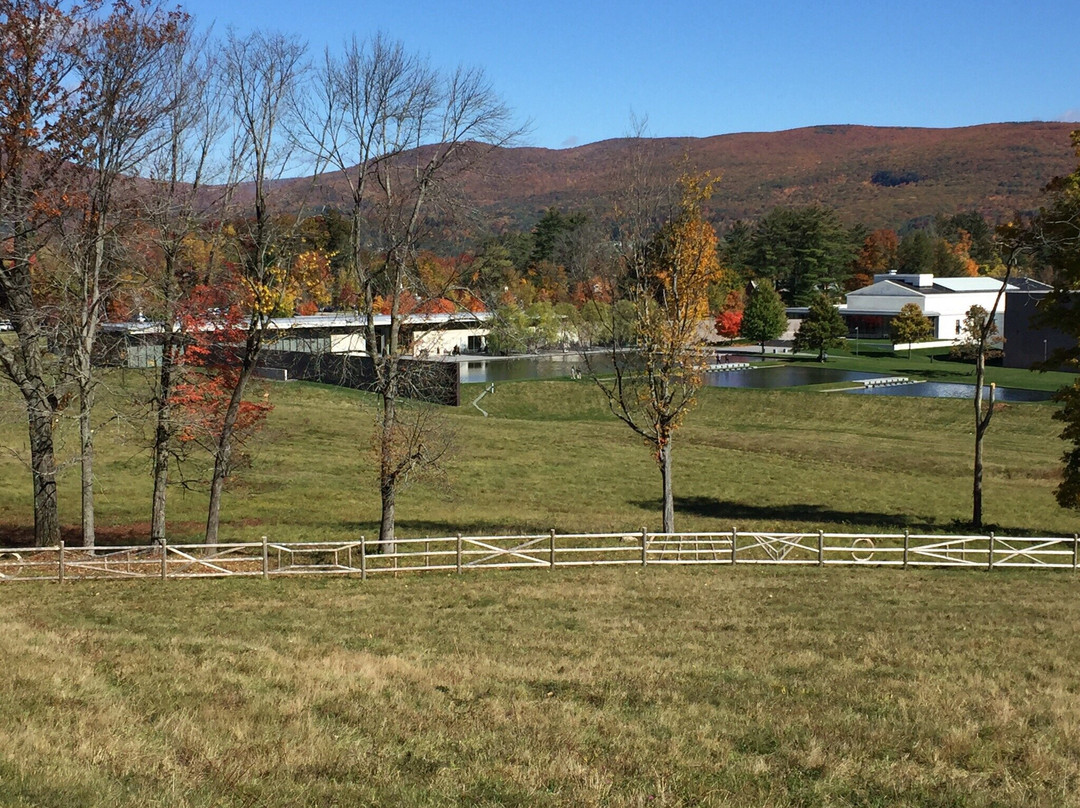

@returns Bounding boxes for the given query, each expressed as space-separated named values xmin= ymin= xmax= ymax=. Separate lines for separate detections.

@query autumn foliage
xmin=171 ymin=280 xmax=272 ymax=454
xmin=714 ymin=290 xmax=744 ymax=339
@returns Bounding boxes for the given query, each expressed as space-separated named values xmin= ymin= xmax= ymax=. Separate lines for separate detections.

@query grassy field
xmin=2 ymin=372 xmax=1079 ymax=805
xmin=0 ymin=364 xmax=1075 ymax=544
xmin=2 ymin=567 xmax=1079 ymax=807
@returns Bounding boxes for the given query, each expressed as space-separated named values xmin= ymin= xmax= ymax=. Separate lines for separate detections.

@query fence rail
xmin=0 ymin=530 xmax=1078 ymax=583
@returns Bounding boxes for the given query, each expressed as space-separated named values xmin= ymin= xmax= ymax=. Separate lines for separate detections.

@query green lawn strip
xmin=0 ymin=373 xmax=1073 ymax=542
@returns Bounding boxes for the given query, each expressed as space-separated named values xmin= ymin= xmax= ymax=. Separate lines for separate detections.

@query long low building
xmin=99 ymin=310 xmax=493 ymax=368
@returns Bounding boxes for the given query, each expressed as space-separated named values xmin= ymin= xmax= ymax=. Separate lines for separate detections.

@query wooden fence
xmin=0 ymin=530 xmax=1078 ymax=583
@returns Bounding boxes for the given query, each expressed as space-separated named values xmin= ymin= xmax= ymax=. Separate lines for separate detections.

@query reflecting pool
xmin=704 ymin=366 xmax=879 ymax=389
xmin=847 ymin=382 xmax=1052 ymax=402
xmin=456 ymin=356 xmax=1052 ymax=401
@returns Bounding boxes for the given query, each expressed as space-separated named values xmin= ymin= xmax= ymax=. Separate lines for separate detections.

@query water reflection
xmin=459 ymin=354 xmax=614 ymax=383
xmin=848 ymin=382 xmax=1051 ymax=402
xmin=705 ymin=366 xmax=878 ymax=389
xmin=456 ymin=356 xmax=1051 ymax=401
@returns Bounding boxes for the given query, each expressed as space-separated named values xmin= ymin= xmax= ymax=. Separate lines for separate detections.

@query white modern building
xmin=842 ymin=272 xmax=1051 ymax=341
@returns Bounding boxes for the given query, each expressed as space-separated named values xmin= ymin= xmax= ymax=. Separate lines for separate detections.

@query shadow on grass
xmin=647 ymin=496 xmax=942 ymax=531
xmin=343 ymin=519 xmax=563 ymax=538
xmin=0 ymin=521 xmax=206 ymax=549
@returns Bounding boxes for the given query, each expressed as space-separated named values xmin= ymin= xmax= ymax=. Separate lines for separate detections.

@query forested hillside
xmin=287 ymin=122 xmax=1079 ymax=234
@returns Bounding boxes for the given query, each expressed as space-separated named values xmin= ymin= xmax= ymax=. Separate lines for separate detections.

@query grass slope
xmin=2 ymin=375 xmax=1079 ymax=806
xmin=0 ymin=366 xmax=1073 ymax=544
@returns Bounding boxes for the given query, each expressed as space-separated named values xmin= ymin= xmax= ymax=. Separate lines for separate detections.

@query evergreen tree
xmin=793 ymin=295 xmax=847 ymax=362
xmin=748 ymin=205 xmax=856 ymax=304
xmin=1014 ymin=132 xmax=1080 ymax=514
xmin=740 ymin=280 xmax=788 ymax=353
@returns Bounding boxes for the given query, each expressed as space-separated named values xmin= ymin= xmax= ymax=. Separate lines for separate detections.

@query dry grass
xmin=1 ymin=567 xmax=1079 ymax=806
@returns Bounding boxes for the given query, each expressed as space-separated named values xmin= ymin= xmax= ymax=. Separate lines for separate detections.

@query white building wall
xmin=925 ymin=293 xmax=1006 ymax=340
xmin=411 ymin=326 xmax=488 ymax=356
xmin=330 ymin=332 xmax=367 ymax=353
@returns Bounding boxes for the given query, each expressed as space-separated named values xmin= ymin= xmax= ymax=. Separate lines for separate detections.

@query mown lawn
xmin=0 ymin=370 xmax=1074 ymax=543
xmin=1 ymin=567 xmax=1079 ymax=807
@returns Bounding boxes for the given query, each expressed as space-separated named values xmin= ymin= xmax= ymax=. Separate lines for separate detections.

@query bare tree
xmin=202 ymin=29 xmax=307 ymax=544
xmin=139 ymin=24 xmax=228 ymax=544
xmin=59 ymin=1 xmax=188 ymax=548
xmin=308 ymin=37 xmax=519 ymax=552
xmin=964 ymin=260 xmax=1014 ymax=529
xmin=0 ymin=0 xmax=93 ymax=545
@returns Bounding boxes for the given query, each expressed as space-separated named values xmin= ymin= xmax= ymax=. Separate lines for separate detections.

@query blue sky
xmin=181 ymin=0 xmax=1080 ymax=150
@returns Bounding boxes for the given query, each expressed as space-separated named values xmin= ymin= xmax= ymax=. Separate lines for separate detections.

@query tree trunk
xmin=150 ymin=442 xmax=169 ymax=543
xmin=6 ymin=319 xmax=63 ymax=547
xmin=378 ymin=385 xmax=397 ymax=555
xmin=379 ymin=476 xmax=396 ymax=557
xmin=29 ymin=407 xmax=60 ymax=547
xmin=150 ymin=331 xmax=176 ymax=543
xmin=79 ymin=379 xmax=95 ymax=549
xmin=205 ymin=344 xmax=259 ymax=545
xmin=77 ymin=218 xmax=108 ymax=549
xmin=972 ymin=350 xmax=995 ymax=530
xmin=204 ymin=426 xmax=233 ymax=546
xmin=972 ymin=435 xmax=983 ymax=529
xmin=659 ymin=440 xmax=675 ymax=534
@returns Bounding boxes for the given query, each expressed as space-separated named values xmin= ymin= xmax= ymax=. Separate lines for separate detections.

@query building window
xmin=955 ymin=320 xmax=961 ymax=335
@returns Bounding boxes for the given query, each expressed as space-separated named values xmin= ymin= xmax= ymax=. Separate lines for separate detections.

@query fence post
xmin=731 ymin=526 xmax=737 ymax=565
xmin=58 ymin=540 xmax=65 ymax=584
xmin=817 ymin=530 xmax=824 ymax=567
xmin=903 ymin=529 xmax=910 ymax=570
xmin=456 ymin=533 xmax=463 ymax=574
xmin=988 ymin=532 xmax=995 ymax=572
xmin=160 ymin=536 xmax=167 ymax=581
xmin=549 ymin=529 xmax=556 ymax=570
xmin=641 ymin=528 xmax=648 ymax=567
xmin=261 ymin=535 xmax=269 ymax=580
xmin=1073 ymin=534 xmax=1078 ymax=572
xmin=360 ymin=535 xmax=367 ymax=581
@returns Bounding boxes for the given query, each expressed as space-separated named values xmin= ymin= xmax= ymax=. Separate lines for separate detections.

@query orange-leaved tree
xmin=199 ymin=29 xmax=306 ymax=545
xmin=171 ymin=279 xmax=272 ymax=491
xmin=714 ymin=290 xmax=743 ymax=340
xmin=0 ymin=0 xmax=100 ymax=546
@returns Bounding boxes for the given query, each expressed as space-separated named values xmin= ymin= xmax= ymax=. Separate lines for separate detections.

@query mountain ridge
xmin=278 ymin=122 xmax=1079 ymax=233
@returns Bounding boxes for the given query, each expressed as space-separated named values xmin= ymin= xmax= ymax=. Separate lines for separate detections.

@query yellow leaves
xmin=641 ymin=172 xmax=725 ymax=343
xmin=178 ymin=233 xmax=214 ymax=268
xmin=246 ymin=249 xmax=333 ymax=317
xmin=249 ymin=265 xmax=288 ymax=317
xmin=292 ymin=249 xmax=333 ymax=308
xmin=676 ymin=169 xmax=720 ymax=217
